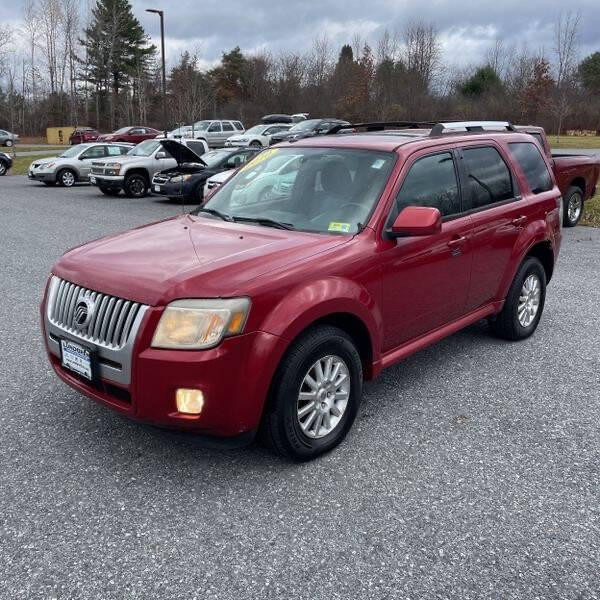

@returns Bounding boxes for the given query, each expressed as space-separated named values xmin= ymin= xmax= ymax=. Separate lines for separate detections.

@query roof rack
xmin=429 ymin=121 xmax=516 ymax=135
xmin=328 ymin=121 xmax=437 ymax=135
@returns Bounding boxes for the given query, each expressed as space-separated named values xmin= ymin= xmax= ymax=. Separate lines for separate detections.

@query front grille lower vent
xmin=49 ymin=278 xmax=144 ymax=350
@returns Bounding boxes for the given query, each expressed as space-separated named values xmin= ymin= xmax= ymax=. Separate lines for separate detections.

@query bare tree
xmin=21 ymin=0 xmax=40 ymax=120
xmin=552 ymin=11 xmax=580 ymax=139
xmin=38 ymin=0 xmax=62 ymax=94
xmin=403 ymin=22 xmax=441 ymax=92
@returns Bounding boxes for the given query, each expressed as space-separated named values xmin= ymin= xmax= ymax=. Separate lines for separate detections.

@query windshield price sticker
xmin=328 ymin=222 xmax=351 ymax=233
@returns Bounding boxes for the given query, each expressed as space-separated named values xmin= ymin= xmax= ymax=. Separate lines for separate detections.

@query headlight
xmin=41 ymin=162 xmax=56 ymax=169
xmin=170 ymin=174 xmax=192 ymax=183
xmin=151 ymin=298 xmax=251 ymax=349
xmin=105 ymin=162 xmax=121 ymax=175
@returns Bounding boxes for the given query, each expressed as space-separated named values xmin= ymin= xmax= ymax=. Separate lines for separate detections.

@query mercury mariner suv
xmin=42 ymin=121 xmax=562 ymax=460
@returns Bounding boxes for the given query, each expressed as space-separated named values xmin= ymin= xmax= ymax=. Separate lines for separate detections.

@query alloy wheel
xmin=517 ymin=274 xmax=541 ymax=327
xmin=567 ymin=192 xmax=583 ymax=225
xmin=296 ymin=355 xmax=350 ymax=439
xmin=61 ymin=170 xmax=75 ymax=186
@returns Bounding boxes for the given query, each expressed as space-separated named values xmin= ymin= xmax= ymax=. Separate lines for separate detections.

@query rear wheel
xmin=490 ymin=256 xmax=546 ymax=341
xmin=4 ymin=139 xmax=13 ymax=147
xmin=124 ymin=173 xmax=148 ymax=198
xmin=261 ymin=325 xmax=363 ymax=460
xmin=563 ymin=186 xmax=584 ymax=227
xmin=99 ymin=186 xmax=120 ymax=196
xmin=57 ymin=168 xmax=76 ymax=187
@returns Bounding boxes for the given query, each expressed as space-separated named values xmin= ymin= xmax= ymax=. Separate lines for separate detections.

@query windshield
xmin=192 ymin=121 xmax=211 ymax=131
xmin=289 ymin=119 xmax=321 ymax=133
xmin=113 ymin=127 xmax=130 ymax=135
xmin=58 ymin=145 xmax=86 ymax=158
xmin=203 ymin=147 xmax=395 ymax=234
xmin=244 ymin=125 xmax=269 ymax=135
xmin=127 ymin=139 xmax=161 ymax=156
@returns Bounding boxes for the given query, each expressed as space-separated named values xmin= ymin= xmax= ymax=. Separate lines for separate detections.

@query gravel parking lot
xmin=1 ymin=176 xmax=599 ymax=599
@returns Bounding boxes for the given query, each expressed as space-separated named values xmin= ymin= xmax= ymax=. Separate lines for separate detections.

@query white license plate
xmin=154 ymin=184 xmax=160 ymax=192
xmin=89 ymin=175 xmax=96 ymax=184
xmin=61 ymin=339 xmax=93 ymax=381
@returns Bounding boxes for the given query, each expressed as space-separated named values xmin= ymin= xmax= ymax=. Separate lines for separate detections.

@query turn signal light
xmin=176 ymin=388 xmax=204 ymax=415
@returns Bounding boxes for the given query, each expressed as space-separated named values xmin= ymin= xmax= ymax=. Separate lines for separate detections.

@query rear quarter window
xmin=461 ymin=146 xmax=516 ymax=210
xmin=508 ymin=142 xmax=553 ymax=194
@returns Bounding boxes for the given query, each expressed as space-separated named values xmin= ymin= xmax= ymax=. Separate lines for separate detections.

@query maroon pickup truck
xmin=517 ymin=126 xmax=600 ymax=226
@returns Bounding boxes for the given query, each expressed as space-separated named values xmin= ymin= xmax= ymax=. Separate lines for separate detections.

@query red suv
xmin=41 ymin=121 xmax=562 ymax=459
xmin=97 ymin=126 xmax=161 ymax=144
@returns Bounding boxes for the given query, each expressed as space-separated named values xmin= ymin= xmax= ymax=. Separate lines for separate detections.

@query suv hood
xmin=160 ymin=139 xmax=206 ymax=166
xmin=53 ymin=215 xmax=347 ymax=306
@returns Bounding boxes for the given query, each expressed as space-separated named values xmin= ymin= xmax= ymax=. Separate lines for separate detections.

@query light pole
xmin=146 ymin=8 xmax=168 ymax=137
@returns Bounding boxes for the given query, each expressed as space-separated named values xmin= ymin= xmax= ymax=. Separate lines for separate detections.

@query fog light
xmin=176 ymin=388 xmax=204 ymax=414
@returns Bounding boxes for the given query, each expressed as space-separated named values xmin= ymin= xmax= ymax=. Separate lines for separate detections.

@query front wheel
xmin=0 ymin=162 xmax=7 ymax=176
xmin=250 ymin=140 xmax=262 ymax=148
xmin=4 ymin=139 xmax=13 ymax=147
xmin=563 ymin=186 xmax=584 ymax=227
xmin=261 ymin=325 xmax=363 ymax=460
xmin=124 ymin=173 xmax=148 ymax=198
xmin=57 ymin=168 xmax=76 ymax=187
xmin=490 ymin=256 xmax=546 ymax=341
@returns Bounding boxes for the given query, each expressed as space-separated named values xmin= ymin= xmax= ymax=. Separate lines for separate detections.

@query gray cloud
xmin=3 ymin=0 xmax=600 ymax=68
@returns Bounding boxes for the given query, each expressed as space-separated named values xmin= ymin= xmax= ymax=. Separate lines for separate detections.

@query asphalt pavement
xmin=0 ymin=176 xmax=599 ymax=599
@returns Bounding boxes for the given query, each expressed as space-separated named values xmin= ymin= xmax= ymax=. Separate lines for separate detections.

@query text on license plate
xmin=61 ymin=339 xmax=92 ymax=380
xmin=154 ymin=185 xmax=160 ymax=192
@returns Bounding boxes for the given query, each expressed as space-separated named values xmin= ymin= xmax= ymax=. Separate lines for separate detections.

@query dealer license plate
xmin=154 ymin=184 xmax=160 ymax=192
xmin=61 ymin=339 xmax=93 ymax=381
xmin=89 ymin=175 xmax=96 ymax=184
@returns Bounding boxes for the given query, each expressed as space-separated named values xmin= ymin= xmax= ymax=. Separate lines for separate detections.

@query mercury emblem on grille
xmin=74 ymin=297 xmax=95 ymax=329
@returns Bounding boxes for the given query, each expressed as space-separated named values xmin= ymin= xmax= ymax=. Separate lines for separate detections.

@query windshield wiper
xmin=231 ymin=216 xmax=295 ymax=230
xmin=193 ymin=207 xmax=234 ymax=222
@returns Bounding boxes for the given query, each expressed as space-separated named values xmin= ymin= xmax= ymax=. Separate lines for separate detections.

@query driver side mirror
xmin=155 ymin=151 xmax=167 ymax=159
xmin=387 ymin=206 xmax=442 ymax=238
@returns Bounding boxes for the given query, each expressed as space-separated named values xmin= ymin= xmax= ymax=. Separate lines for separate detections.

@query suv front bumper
xmin=89 ymin=174 xmax=125 ymax=190
xmin=42 ymin=296 xmax=283 ymax=439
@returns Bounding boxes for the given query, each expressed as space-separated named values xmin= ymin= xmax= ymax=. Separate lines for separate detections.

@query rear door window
xmin=393 ymin=151 xmax=461 ymax=218
xmin=461 ymin=146 xmax=515 ymax=210
xmin=222 ymin=122 xmax=234 ymax=132
xmin=233 ymin=122 xmax=244 ymax=130
xmin=508 ymin=142 xmax=553 ymax=194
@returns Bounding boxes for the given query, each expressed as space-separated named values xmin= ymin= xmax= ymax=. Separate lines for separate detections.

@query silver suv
xmin=89 ymin=138 xmax=208 ymax=197
xmin=28 ymin=143 xmax=132 ymax=187
xmin=191 ymin=120 xmax=244 ymax=147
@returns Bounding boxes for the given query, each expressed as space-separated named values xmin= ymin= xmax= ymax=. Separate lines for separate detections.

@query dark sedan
xmin=151 ymin=145 xmax=261 ymax=202
xmin=270 ymin=118 xmax=350 ymax=144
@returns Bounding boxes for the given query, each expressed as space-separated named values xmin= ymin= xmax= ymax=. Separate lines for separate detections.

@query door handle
xmin=512 ymin=216 xmax=527 ymax=227
xmin=447 ymin=236 xmax=467 ymax=249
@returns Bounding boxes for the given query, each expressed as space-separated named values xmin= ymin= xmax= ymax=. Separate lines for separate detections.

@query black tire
xmin=99 ymin=186 xmax=120 ymax=196
xmin=250 ymin=140 xmax=262 ymax=148
xmin=0 ymin=161 xmax=7 ymax=176
xmin=490 ymin=256 xmax=546 ymax=341
xmin=57 ymin=168 xmax=76 ymax=187
xmin=563 ymin=185 xmax=584 ymax=227
xmin=124 ymin=173 xmax=148 ymax=198
xmin=4 ymin=139 xmax=13 ymax=147
xmin=260 ymin=325 xmax=363 ymax=460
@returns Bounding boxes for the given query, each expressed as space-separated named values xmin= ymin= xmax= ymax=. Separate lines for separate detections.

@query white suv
xmin=191 ymin=120 xmax=244 ymax=147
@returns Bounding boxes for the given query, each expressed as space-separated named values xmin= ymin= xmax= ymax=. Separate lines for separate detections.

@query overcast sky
xmin=2 ymin=0 xmax=600 ymax=70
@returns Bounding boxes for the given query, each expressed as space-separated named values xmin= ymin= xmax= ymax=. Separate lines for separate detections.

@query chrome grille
xmin=152 ymin=174 xmax=169 ymax=184
xmin=49 ymin=278 xmax=144 ymax=350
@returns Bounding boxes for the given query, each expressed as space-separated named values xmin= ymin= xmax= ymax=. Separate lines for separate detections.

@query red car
xmin=97 ymin=126 xmax=161 ymax=144
xmin=69 ymin=128 xmax=99 ymax=145
xmin=42 ymin=121 xmax=562 ymax=459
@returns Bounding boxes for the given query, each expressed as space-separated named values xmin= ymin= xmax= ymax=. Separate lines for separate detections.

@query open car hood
xmin=159 ymin=139 xmax=206 ymax=166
